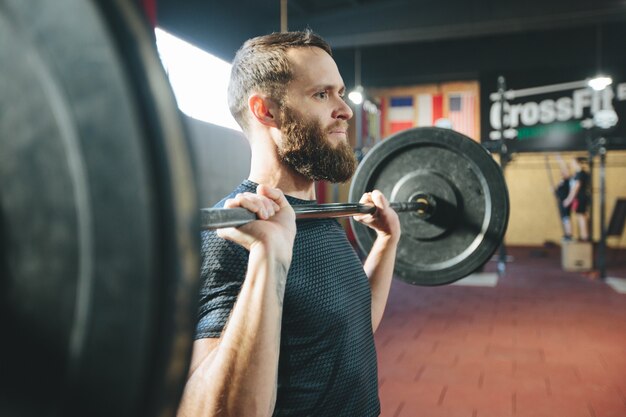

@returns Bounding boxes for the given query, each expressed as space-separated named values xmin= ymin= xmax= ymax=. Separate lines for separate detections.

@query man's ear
xmin=248 ymin=94 xmax=280 ymax=128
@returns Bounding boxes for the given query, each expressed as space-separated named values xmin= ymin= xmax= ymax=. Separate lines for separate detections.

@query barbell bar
xmin=200 ymin=198 xmax=434 ymax=229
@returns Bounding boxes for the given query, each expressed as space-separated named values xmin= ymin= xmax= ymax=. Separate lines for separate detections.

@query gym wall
xmin=500 ymin=151 xmax=626 ymax=248
xmin=186 ymin=116 xmax=250 ymax=207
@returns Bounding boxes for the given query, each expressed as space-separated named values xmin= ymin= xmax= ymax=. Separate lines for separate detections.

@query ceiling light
xmin=588 ymin=76 xmax=612 ymax=91
xmin=348 ymin=86 xmax=364 ymax=105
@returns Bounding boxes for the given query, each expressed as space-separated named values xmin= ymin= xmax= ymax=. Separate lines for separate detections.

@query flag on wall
xmin=388 ymin=96 xmax=415 ymax=133
xmin=416 ymin=93 xmax=443 ymax=126
xmin=448 ymin=93 xmax=476 ymax=139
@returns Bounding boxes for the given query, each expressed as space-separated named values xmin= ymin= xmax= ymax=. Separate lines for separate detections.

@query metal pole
xmin=544 ymin=155 xmax=567 ymax=237
xmin=356 ymin=105 xmax=363 ymax=149
xmin=598 ymin=138 xmax=607 ymax=280
xmin=201 ymin=201 xmax=432 ymax=230
xmin=488 ymin=80 xmax=590 ymax=101
xmin=588 ymin=149 xmax=594 ymax=243
xmin=280 ymin=0 xmax=288 ymax=32
xmin=354 ymin=48 xmax=363 ymax=149
xmin=497 ymin=75 xmax=508 ymax=275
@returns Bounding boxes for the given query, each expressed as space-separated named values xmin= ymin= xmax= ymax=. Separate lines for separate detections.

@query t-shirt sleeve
xmin=195 ymin=229 xmax=249 ymax=339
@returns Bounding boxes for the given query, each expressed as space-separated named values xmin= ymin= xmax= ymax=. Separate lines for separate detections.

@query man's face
xmin=276 ymin=47 xmax=357 ymax=183
xmin=278 ymin=105 xmax=357 ymax=183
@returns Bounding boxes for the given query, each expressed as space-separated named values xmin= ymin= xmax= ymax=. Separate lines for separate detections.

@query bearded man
xmin=177 ymin=30 xmax=400 ymax=417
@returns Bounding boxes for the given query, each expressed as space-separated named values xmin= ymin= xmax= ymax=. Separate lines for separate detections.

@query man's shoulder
xmin=213 ymin=180 xmax=258 ymax=208
xmin=201 ymin=180 xmax=254 ymax=265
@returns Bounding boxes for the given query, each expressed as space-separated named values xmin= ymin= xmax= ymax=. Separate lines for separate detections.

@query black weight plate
xmin=349 ymin=127 xmax=509 ymax=286
xmin=0 ymin=1 xmax=198 ymax=416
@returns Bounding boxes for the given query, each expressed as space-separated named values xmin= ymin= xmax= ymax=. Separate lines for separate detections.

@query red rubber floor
xmin=374 ymin=246 xmax=626 ymax=417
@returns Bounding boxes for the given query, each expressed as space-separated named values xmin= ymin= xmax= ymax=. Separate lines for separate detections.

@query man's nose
xmin=333 ymin=97 xmax=353 ymax=120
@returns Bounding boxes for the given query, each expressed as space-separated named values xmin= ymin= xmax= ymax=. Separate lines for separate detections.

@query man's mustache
xmin=327 ymin=122 xmax=349 ymax=132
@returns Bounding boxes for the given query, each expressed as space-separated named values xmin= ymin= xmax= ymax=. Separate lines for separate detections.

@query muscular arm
xmin=178 ymin=246 xmax=288 ymax=417
xmin=177 ymin=185 xmax=295 ymax=417
xmin=353 ymin=190 xmax=401 ymax=333
xmin=363 ymin=233 xmax=399 ymax=332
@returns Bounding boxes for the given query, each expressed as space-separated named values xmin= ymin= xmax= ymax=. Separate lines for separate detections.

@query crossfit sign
xmin=482 ymin=79 xmax=626 ymax=152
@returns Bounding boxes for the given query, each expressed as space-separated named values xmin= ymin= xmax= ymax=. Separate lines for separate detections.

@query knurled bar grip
xmin=200 ymin=201 xmax=430 ymax=230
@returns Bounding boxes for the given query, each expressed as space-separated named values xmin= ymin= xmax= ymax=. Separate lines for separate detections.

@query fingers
xmin=353 ymin=190 xmax=389 ymax=224
xmin=223 ymin=191 xmax=277 ymax=220
xmin=370 ymin=190 xmax=389 ymax=210
xmin=216 ymin=185 xmax=295 ymax=254
xmin=221 ymin=185 xmax=289 ymax=221
xmin=358 ymin=190 xmax=389 ymax=210
xmin=257 ymin=184 xmax=290 ymax=209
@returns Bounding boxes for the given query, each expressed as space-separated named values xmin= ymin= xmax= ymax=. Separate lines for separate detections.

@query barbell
xmin=201 ymin=201 xmax=432 ymax=228
xmin=202 ymin=127 xmax=509 ymax=287
xmin=0 ymin=0 xmax=508 ymax=416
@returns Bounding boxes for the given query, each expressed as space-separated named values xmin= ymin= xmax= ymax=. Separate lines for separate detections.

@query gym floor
xmin=374 ymin=246 xmax=626 ymax=417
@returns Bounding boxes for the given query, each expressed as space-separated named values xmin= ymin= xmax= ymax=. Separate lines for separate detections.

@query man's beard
xmin=278 ymin=106 xmax=357 ymax=183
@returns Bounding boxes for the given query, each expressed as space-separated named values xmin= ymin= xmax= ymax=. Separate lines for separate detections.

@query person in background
xmin=563 ymin=156 xmax=591 ymax=241
xmin=554 ymin=154 xmax=573 ymax=240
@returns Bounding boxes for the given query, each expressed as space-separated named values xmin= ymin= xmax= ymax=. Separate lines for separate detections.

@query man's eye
xmin=315 ymin=91 xmax=329 ymax=99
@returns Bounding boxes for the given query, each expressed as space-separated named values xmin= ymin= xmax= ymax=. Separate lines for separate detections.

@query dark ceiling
xmin=156 ymin=0 xmax=626 ymax=89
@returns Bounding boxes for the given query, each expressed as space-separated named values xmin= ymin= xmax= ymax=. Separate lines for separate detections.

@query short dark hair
xmin=227 ymin=29 xmax=332 ymax=131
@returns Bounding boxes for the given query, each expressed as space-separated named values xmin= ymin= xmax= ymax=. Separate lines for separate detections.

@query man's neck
xmin=247 ymin=136 xmax=317 ymax=201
